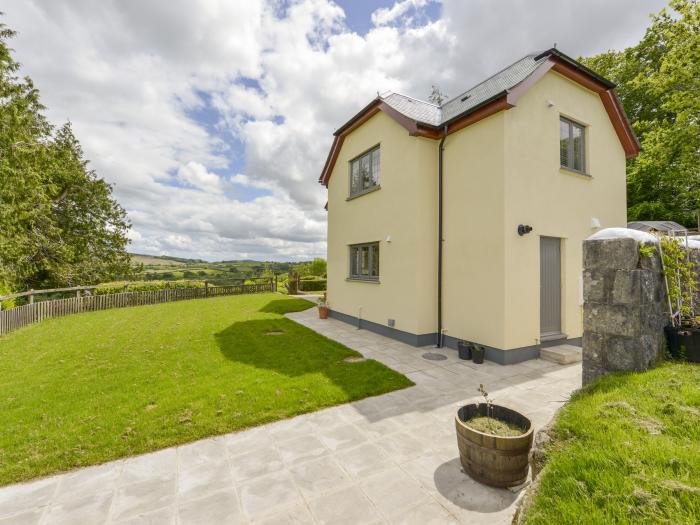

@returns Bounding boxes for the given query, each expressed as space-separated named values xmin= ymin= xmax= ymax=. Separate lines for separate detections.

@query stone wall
xmin=582 ymin=233 xmax=668 ymax=385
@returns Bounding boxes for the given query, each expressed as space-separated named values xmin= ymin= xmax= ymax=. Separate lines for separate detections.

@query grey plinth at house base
xmin=582 ymin=234 xmax=669 ymax=385
xmin=328 ymin=310 xmax=581 ymax=365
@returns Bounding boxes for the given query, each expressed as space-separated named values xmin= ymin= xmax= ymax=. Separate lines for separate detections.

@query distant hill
xmin=130 ymin=253 xmax=204 ymax=266
xmin=127 ymin=253 xmax=319 ymax=284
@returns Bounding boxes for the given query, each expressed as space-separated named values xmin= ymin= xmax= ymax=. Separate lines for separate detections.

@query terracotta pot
xmin=455 ymin=403 xmax=533 ymax=488
xmin=318 ymin=305 xmax=329 ymax=319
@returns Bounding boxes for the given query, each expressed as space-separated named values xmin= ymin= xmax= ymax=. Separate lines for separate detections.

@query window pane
xmin=560 ymin=119 xmax=570 ymax=167
xmin=350 ymin=247 xmax=358 ymax=276
xmin=370 ymin=245 xmax=379 ymax=277
xmin=351 ymin=161 xmax=360 ymax=194
xmin=360 ymin=246 xmax=369 ymax=275
xmin=360 ymin=155 xmax=371 ymax=190
xmin=371 ymin=149 xmax=380 ymax=186
xmin=572 ymin=124 xmax=583 ymax=171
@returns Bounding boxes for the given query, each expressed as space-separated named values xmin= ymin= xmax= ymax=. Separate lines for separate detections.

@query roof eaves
xmin=536 ymin=48 xmax=616 ymax=89
xmin=333 ymin=97 xmax=381 ymax=136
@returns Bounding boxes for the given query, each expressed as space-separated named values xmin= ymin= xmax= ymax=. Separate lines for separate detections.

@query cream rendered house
xmin=319 ymin=49 xmax=640 ymax=364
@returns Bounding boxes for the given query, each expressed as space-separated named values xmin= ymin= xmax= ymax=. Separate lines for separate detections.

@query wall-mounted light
xmin=546 ymin=99 xmax=555 ymax=107
xmin=590 ymin=217 xmax=601 ymax=229
xmin=517 ymin=224 xmax=533 ymax=236
xmin=385 ymin=235 xmax=392 ymax=243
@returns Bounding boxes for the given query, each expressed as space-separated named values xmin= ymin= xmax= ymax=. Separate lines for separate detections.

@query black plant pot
xmin=457 ymin=341 xmax=472 ymax=360
xmin=664 ymin=325 xmax=700 ymax=363
xmin=472 ymin=345 xmax=485 ymax=364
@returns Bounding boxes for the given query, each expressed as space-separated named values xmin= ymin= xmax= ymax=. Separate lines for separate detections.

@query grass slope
xmin=0 ymin=293 xmax=412 ymax=486
xmin=524 ymin=363 xmax=700 ymax=524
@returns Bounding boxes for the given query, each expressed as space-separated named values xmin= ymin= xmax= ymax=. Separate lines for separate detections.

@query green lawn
xmin=523 ymin=363 xmax=700 ymax=524
xmin=0 ymin=293 xmax=412 ymax=486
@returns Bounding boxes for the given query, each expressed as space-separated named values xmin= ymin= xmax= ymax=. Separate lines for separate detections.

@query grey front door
xmin=540 ymin=236 xmax=562 ymax=337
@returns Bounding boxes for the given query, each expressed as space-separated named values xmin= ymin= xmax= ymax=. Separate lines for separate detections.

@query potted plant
xmin=318 ymin=293 xmax=329 ymax=320
xmin=457 ymin=340 xmax=472 ymax=360
xmin=455 ymin=385 xmax=533 ymax=488
xmin=471 ymin=344 xmax=485 ymax=364
xmin=660 ymin=236 xmax=700 ymax=362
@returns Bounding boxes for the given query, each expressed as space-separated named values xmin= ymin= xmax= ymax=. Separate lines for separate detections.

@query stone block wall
xmin=582 ymin=235 xmax=668 ymax=385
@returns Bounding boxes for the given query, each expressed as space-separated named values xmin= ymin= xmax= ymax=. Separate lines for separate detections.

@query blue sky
xmin=338 ymin=0 xmax=442 ymax=34
xmin=4 ymin=0 xmax=667 ymax=261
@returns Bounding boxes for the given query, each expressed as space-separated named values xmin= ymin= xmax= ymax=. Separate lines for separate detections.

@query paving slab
xmin=0 ymin=307 xmax=581 ymax=524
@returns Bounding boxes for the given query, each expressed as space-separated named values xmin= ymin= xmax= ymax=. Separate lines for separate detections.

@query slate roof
xmin=380 ymin=92 xmax=442 ymax=126
xmin=380 ymin=52 xmax=550 ymax=127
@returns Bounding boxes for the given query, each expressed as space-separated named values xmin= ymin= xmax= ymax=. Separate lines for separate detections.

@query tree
xmin=580 ymin=0 xmax=700 ymax=226
xmin=309 ymin=258 xmax=327 ymax=277
xmin=0 ymin=21 xmax=136 ymax=291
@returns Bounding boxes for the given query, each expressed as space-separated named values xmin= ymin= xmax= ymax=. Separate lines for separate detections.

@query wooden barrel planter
xmin=455 ymin=403 xmax=534 ymax=488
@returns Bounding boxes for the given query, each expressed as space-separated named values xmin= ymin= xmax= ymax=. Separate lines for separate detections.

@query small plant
xmin=478 ymin=383 xmax=493 ymax=411
xmin=659 ymin=236 xmax=698 ymax=327
xmin=477 ymin=383 xmax=496 ymax=433
xmin=318 ymin=293 xmax=327 ymax=307
xmin=466 ymin=384 xmax=524 ymax=437
xmin=639 ymin=243 xmax=657 ymax=259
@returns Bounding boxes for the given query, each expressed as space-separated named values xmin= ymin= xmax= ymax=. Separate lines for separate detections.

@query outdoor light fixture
xmin=517 ymin=224 xmax=533 ymax=236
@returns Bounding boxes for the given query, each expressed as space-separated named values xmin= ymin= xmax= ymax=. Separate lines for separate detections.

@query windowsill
xmin=347 ymin=185 xmax=381 ymax=201
xmin=346 ymin=277 xmax=380 ymax=284
xmin=560 ymin=166 xmax=592 ymax=179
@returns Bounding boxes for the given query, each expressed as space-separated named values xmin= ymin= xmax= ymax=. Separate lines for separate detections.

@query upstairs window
xmin=349 ymin=242 xmax=379 ymax=280
xmin=350 ymin=146 xmax=380 ymax=197
xmin=560 ymin=117 xmax=586 ymax=173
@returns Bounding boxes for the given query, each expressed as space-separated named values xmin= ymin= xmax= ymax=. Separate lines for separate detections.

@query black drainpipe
xmin=437 ymin=125 xmax=448 ymax=348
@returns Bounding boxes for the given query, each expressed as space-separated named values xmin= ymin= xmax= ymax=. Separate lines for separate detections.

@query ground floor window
xmin=349 ymin=242 xmax=379 ymax=280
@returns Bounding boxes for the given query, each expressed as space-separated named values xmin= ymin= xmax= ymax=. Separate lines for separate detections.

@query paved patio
xmin=0 ymin=307 xmax=581 ymax=525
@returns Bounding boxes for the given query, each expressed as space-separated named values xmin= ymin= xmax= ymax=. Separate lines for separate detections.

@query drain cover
xmin=422 ymin=352 xmax=447 ymax=361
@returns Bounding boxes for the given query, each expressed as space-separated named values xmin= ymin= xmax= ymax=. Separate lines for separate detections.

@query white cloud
xmin=372 ymin=0 xmax=433 ymax=26
xmin=176 ymin=162 xmax=224 ymax=194
xmin=2 ymin=0 xmax=667 ymax=261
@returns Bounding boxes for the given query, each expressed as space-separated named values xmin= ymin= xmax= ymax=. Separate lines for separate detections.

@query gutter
xmin=437 ymin=125 xmax=448 ymax=347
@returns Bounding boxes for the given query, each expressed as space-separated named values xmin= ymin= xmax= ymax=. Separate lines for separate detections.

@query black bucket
xmin=457 ymin=340 xmax=472 ymax=360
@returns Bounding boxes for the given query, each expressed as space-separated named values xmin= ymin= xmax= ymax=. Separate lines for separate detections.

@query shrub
xmin=298 ymin=279 xmax=326 ymax=292
xmin=0 ymin=283 xmax=16 ymax=310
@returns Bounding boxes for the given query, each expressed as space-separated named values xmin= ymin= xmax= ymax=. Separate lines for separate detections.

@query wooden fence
xmin=0 ymin=280 xmax=276 ymax=336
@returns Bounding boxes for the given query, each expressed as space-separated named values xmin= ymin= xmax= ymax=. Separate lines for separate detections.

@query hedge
xmin=94 ymin=280 xmax=206 ymax=295
xmin=298 ymin=279 xmax=326 ymax=292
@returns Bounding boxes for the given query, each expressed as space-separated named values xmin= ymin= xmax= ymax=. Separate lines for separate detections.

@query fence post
xmin=124 ymin=282 xmax=129 ymax=293
xmin=76 ymin=289 xmax=81 ymax=298
xmin=205 ymin=280 xmax=209 ymax=297
xmin=29 ymin=290 xmax=34 ymax=304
